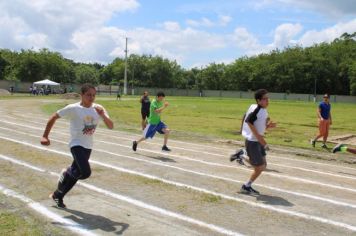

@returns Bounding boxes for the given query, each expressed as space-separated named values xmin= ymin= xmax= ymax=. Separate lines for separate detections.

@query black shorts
xmin=245 ymin=140 xmax=266 ymax=166
xmin=141 ymin=110 xmax=150 ymax=119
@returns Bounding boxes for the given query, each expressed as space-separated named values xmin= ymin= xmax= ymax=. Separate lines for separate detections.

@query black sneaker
xmin=50 ymin=193 xmax=66 ymax=208
xmin=162 ymin=145 xmax=171 ymax=152
xmin=310 ymin=139 xmax=316 ymax=148
xmin=332 ymin=143 xmax=345 ymax=153
xmin=230 ymin=149 xmax=245 ymax=165
xmin=241 ymin=184 xmax=260 ymax=195
xmin=132 ymin=141 xmax=137 ymax=151
xmin=321 ymin=144 xmax=328 ymax=149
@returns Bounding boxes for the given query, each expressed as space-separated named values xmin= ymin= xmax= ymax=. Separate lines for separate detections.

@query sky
xmin=0 ymin=0 xmax=355 ymax=68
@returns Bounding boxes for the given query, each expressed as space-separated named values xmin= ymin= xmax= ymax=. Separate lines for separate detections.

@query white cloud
xmin=231 ymin=27 xmax=261 ymax=50
xmin=0 ymin=0 xmax=140 ymax=51
xmin=162 ymin=21 xmax=181 ymax=31
xmin=298 ymin=19 xmax=356 ymax=46
xmin=272 ymin=23 xmax=303 ymax=48
xmin=0 ymin=0 xmax=355 ymax=68
xmin=125 ymin=27 xmax=226 ymax=64
xmin=187 ymin=17 xmax=214 ymax=27
xmin=284 ymin=0 xmax=356 ymax=16
xmin=253 ymin=0 xmax=356 ymax=17
xmin=186 ymin=15 xmax=232 ymax=28
xmin=219 ymin=15 xmax=233 ymax=26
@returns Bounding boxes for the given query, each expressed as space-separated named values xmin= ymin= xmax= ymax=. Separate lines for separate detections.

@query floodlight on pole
xmin=124 ymin=37 xmax=128 ymax=95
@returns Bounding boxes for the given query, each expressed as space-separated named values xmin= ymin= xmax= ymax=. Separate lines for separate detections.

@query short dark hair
xmin=156 ymin=91 xmax=165 ymax=97
xmin=254 ymin=89 xmax=268 ymax=101
xmin=81 ymin=84 xmax=96 ymax=94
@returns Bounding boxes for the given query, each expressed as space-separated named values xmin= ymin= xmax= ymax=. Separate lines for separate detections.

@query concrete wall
xmin=1 ymin=80 xmax=356 ymax=103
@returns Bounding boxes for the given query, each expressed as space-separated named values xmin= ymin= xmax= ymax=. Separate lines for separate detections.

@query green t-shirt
xmin=148 ymin=99 xmax=163 ymax=125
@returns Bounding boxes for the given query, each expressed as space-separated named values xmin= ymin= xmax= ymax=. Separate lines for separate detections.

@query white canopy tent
xmin=33 ymin=79 xmax=60 ymax=86
xmin=33 ymin=79 xmax=61 ymax=94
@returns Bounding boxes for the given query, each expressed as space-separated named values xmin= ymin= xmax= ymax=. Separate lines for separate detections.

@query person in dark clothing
xmin=140 ymin=91 xmax=151 ymax=130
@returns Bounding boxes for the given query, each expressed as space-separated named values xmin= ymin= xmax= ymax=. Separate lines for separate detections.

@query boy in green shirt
xmin=133 ymin=91 xmax=171 ymax=151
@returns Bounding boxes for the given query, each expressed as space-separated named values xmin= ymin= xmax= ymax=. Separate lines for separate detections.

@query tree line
xmin=1 ymin=32 xmax=355 ymax=95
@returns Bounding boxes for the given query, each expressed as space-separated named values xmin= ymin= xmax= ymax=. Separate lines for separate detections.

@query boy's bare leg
xmin=249 ymin=164 xmax=266 ymax=182
xmin=163 ymin=128 xmax=170 ymax=146
xmin=136 ymin=137 xmax=146 ymax=144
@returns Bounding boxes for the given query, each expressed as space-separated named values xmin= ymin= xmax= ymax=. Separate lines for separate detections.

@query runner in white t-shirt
xmin=41 ymin=84 xmax=113 ymax=208
xmin=230 ymin=89 xmax=276 ymax=194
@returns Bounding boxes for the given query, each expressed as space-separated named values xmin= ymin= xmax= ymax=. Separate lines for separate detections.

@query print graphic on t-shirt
xmin=82 ymin=115 xmax=97 ymax=135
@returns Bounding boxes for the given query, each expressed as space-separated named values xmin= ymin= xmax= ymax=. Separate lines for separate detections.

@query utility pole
xmin=124 ymin=37 xmax=128 ymax=95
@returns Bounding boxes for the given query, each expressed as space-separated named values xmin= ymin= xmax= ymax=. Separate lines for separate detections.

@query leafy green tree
xmin=350 ymin=61 xmax=356 ymax=95
xmin=74 ymin=64 xmax=99 ymax=85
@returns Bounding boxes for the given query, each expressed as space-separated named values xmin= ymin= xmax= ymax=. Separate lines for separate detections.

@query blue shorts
xmin=143 ymin=122 xmax=167 ymax=139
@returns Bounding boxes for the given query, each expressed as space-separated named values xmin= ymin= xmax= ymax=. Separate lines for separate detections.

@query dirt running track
xmin=0 ymin=99 xmax=356 ymax=236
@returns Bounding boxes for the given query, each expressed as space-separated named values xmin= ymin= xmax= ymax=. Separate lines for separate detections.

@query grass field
xmin=41 ymin=95 xmax=356 ymax=150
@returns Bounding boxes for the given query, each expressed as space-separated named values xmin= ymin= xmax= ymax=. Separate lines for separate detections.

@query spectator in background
xmin=140 ymin=91 xmax=150 ymax=130
xmin=9 ymin=86 xmax=14 ymax=95
xmin=311 ymin=93 xmax=332 ymax=149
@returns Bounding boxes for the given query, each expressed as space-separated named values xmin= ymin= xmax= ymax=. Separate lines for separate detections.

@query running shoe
xmin=241 ymin=184 xmax=260 ymax=195
xmin=132 ymin=141 xmax=137 ymax=151
xmin=162 ymin=145 xmax=171 ymax=152
xmin=310 ymin=139 xmax=316 ymax=148
xmin=332 ymin=143 xmax=345 ymax=153
xmin=50 ymin=193 xmax=66 ymax=208
xmin=230 ymin=149 xmax=245 ymax=165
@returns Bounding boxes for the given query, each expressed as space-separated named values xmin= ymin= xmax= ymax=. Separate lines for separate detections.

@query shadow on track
xmin=53 ymin=208 xmax=130 ymax=235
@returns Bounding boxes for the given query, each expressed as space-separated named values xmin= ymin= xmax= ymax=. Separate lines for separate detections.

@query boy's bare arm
xmin=155 ymin=101 xmax=169 ymax=113
xmin=41 ymin=113 xmax=60 ymax=146
xmin=317 ymin=108 xmax=323 ymax=120
xmin=266 ymin=118 xmax=277 ymax=129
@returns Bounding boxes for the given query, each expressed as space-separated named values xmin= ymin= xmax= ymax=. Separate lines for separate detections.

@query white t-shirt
xmin=57 ymin=102 xmax=108 ymax=149
xmin=242 ymin=104 xmax=268 ymax=141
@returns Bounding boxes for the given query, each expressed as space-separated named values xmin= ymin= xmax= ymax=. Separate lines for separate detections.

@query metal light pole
xmin=124 ymin=37 xmax=128 ymax=95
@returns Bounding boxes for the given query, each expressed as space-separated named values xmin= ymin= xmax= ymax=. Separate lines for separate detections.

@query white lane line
xmin=1 ymin=151 xmax=356 ymax=233
xmin=2 ymin=117 xmax=356 ymax=188
xmin=1 ymin=126 xmax=356 ymax=210
xmin=101 ymin=140 xmax=356 ymax=182
xmin=8 ymin=110 xmax=224 ymax=150
xmin=4 ymin=113 xmax=356 ymax=174
xmin=0 ymin=184 xmax=97 ymax=236
xmin=0 ymin=154 xmax=242 ymax=236
xmin=6 ymin=113 xmax=356 ymax=172
xmin=1 ymin=118 xmax=356 ymax=185
xmin=1 ymin=122 xmax=356 ymax=192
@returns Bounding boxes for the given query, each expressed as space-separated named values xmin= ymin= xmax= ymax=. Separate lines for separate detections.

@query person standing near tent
xmin=140 ymin=91 xmax=150 ymax=130
xmin=40 ymin=84 xmax=113 ymax=208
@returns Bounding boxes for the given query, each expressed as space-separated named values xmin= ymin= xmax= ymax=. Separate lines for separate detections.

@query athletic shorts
xmin=143 ymin=121 xmax=167 ymax=139
xmin=141 ymin=110 xmax=150 ymax=119
xmin=245 ymin=140 xmax=266 ymax=166
xmin=318 ymin=119 xmax=330 ymax=136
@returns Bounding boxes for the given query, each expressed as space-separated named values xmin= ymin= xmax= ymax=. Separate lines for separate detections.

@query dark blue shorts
xmin=143 ymin=121 xmax=167 ymax=139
